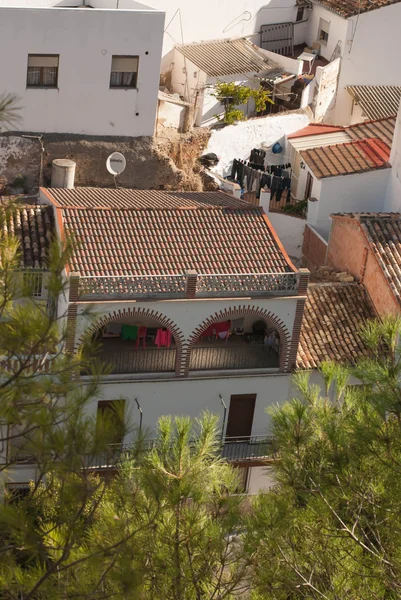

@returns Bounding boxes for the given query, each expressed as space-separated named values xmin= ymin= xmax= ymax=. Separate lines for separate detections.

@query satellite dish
xmin=106 ymin=152 xmax=126 ymax=176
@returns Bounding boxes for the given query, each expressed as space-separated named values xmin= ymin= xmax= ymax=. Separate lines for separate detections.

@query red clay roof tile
xmin=300 ymin=138 xmax=391 ymax=179
xmin=296 ymin=282 xmax=376 ymax=370
xmin=42 ymin=188 xmax=295 ymax=277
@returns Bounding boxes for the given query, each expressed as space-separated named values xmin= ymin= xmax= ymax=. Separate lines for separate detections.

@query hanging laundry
xmin=136 ymin=326 xmax=147 ymax=349
xmin=121 ymin=324 xmax=138 ymax=340
xmin=155 ymin=328 xmax=172 ymax=348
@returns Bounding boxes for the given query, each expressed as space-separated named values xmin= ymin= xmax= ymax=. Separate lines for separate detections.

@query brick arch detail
xmin=186 ymin=305 xmax=292 ymax=373
xmin=77 ymin=307 xmax=186 ymax=377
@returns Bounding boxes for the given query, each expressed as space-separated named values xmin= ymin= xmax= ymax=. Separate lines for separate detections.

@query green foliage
xmin=247 ymin=317 xmax=401 ymax=598
xmin=212 ymin=81 xmax=273 ymax=124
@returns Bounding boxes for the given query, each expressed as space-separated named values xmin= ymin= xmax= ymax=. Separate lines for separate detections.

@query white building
xmin=301 ymin=0 xmax=401 ymax=124
xmin=161 ymin=37 xmax=303 ymax=126
xmin=2 ymin=191 xmax=377 ymax=494
xmin=145 ymin=0 xmax=309 ymax=56
xmin=385 ymin=102 xmax=401 ymax=212
xmin=0 ymin=0 xmax=165 ymax=136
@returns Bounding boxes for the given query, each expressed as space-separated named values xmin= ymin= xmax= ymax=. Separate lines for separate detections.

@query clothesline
xmin=230 ymin=158 xmax=293 ymax=202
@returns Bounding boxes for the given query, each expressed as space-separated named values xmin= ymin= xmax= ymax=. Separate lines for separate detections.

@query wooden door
xmin=225 ymin=394 xmax=256 ymax=440
xmin=305 ymin=172 xmax=314 ymax=200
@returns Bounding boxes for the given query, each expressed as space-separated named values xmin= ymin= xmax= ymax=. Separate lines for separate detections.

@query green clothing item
xmin=121 ymin=324 xmax=138 ymax=340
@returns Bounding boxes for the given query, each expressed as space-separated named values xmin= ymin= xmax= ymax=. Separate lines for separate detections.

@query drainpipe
xmin=219 ymin=394 xmax=227 ymax=441
xmin=134 ymin=398 xmax=143 ymax=433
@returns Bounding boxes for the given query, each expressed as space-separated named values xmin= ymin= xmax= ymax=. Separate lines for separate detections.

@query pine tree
xmin=247 ymin=317 xmax=401 ymax=599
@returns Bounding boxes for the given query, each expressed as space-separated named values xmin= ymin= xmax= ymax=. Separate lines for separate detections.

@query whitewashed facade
xmin=0 ymin=0 xmax=165 ymax=136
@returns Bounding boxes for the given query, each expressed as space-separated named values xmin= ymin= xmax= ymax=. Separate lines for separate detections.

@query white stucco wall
xmin=205 ymin=112 xmax=309 ymax=178
xmin=307 ymin=168 xmax=389 ymax=240
xmin=385 ymin=107 xmax=401 ymax=212
xmin=87 ymin=372 xmax=292 ymax=440
xmin=147 ymin=0 xmax=302 ymax=55
xmin=264 ymin=211 xmax=305 ymax=261
xmin=75 ymin=295 xmax=299 ymax=344
xmin=331 ymin=3 xmax=401 ymax=124
xmin=305 ymin=4 xmax=349 ymax=62
xmin=0 ymin=2 xmax=165 ymax=136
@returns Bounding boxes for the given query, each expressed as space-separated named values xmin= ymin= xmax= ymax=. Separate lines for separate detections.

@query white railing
xmin=78 ymin=275 xmax=187 ymax=299
xmin=196 ymin=273 xmax=299 ymax=297
xmin=78 ymin=272 xmax=299 ymax=299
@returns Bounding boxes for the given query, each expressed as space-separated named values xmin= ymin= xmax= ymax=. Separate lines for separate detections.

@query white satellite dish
xmin=106 ymin=152 xmax=127 ymax=176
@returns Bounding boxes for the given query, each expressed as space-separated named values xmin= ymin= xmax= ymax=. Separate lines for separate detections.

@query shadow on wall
xmin=254 ymin=1 xmax=298 ymax=43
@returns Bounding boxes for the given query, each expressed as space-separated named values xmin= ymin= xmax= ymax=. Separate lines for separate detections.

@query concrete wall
xmin=385 ymin=107 xmax=401 ymax=212
xmin=302 ymin=223 xmax=327 ymax=271
xmin=265 ymin=211 xmax=305 ymax=261
xmin=332 ymin=3 xmax=401 ymax=124
xmin=306 ymin=168 xmax=389 ymax=240
xmin=327 ymin=216 xmax=400 ymax=316
xmin=0 ymin=4 xmax=165 ymax=136
xmin=157 ymin=96 xmax=188 ymax=131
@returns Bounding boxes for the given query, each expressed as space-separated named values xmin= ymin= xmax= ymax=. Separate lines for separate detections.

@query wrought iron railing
xmin=83 ymin=435 xmax=277 ymax=470
xmin=90 ymin=347 xmax=177 ymax=375
xmin=189 ymin=344 xmax=279 ymax=371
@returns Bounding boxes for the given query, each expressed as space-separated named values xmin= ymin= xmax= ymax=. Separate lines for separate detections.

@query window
xmin=23 ymin=272 xmax=43 ymax=297
xmin=296 ymin=6 xmax=305 ymax=21
xmin=96 ymin=400 xmax=126 ymax=445
xmin=27 ymin=55 xmax=59 ymax=87
xmin=305 ymin=172 xmax=314 ymax=200
xmin=110 ymin=55 xmax=138 ymax=88
xmin=318 ymin=18 xmax=330 ymax=45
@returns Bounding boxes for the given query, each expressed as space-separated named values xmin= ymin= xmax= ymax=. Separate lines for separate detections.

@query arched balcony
xmin=188 ymin=310 xmax=290 ymax=373
xmin=85 ymin=316 xmax=180 ymax=376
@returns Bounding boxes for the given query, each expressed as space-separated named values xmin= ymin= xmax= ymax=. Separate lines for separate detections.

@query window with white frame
xmin=110 ymin=56 xmax=139 ymax=88
xmin=318 ymin=18 xmax=330 ymax=45
xmin=27 ymin=55 xmax=59 ymax=87
xmin=23 ymin=272 xmax=43 ymax=298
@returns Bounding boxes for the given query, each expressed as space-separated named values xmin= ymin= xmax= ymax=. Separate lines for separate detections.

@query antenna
xmin=106 ymin=152 xmax=126 ymax=187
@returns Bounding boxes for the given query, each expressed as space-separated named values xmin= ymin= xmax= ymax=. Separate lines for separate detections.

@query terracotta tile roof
xmin=296 ymin=283 xmax=376 ymax=369
xmin=43 ymin=188 xmax=249 ymax=210
xmin=359 ymin=214 xmax=401 ymax=306
xmin=347 ymin=116 xmax=397 ymax=147
xmin=41 ymin=188 xmax=295 ymax=277
xmin=346 ymin=86 xmax=401 ymax=120
xmin=314 ymin=0 xmax=401 ymax=19
xmin=300 ymin=138 xmax=391 ymax=179
xmin=175 ymin=37 xmax=278 ymax=78
xmin=287 ymin=124 xmax=345 ymax=139
xmin=288 ymin=116 xmax=396 ymax=147
xmin=0 ymin=204 xmax=54 ymax=269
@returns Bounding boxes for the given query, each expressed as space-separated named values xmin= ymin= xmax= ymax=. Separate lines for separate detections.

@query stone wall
xmin=0 ymin=129 xmax=210 ymax=193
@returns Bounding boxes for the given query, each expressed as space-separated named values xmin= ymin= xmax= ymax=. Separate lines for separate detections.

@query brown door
xmin=225 ymin=394 xmax=256 ymax=440
xmin=305 ymin=172 xmax=314 ymax=199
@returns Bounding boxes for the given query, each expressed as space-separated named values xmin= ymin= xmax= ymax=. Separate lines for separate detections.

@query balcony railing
xmin=190 ymin=344 xmax=278 ymax=371
xmin=89 ymin=347 xmax=176 ymax=375
xmin=195 ymin=273 xmax=298 ymax=297
xmin=78 ymin=272 xmax=300 ymax=300
xmin=83 ymin=435 xmax=277 ymax=470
